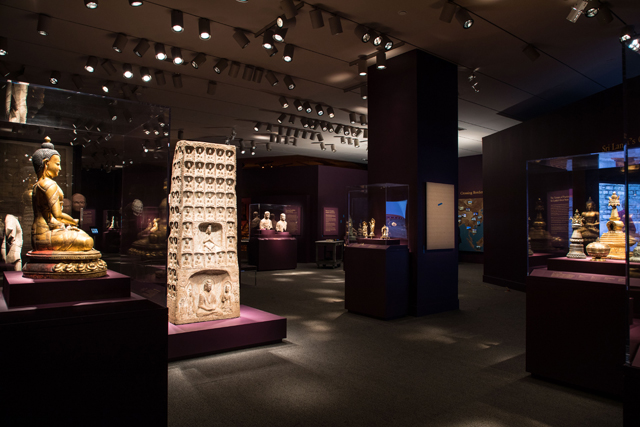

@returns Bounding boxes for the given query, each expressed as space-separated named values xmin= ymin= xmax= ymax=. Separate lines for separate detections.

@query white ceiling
xmin=0 ymin=0 xmax=639 ymax=164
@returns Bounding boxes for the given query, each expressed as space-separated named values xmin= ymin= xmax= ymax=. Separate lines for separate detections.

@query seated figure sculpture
xmin=22 ymin=137 xmax=106 ymax=278
xmin=276 ymin=213 xmax=287 ymax=232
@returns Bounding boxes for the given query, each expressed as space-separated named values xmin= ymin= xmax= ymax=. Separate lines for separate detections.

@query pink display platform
xmin=2 ymin=269 xmax=131 ymax=307
xmin=168 ymin=305 xmax=287 ymax=360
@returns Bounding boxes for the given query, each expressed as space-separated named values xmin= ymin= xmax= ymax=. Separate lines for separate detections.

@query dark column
xmin=368 ymin=49 xmax=459 ymax=316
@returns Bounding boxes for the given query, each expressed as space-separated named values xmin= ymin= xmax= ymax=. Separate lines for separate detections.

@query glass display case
xmin=347 ymin=183 xmax=409 ymax=244
xmin=526 ymin=148 xmax=640 ymax=396
xmin=248 ymin=203 xmax=301 ymax=237
xmin=0 ymin=79 xmax=170 ymax=282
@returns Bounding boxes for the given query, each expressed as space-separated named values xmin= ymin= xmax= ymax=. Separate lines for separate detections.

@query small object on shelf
xmin=276 ymin=213 xmax=287 ymax=232
xmin=566 ymin=209 xmax=586 ymax=259
xmin=586 ymin=238 xmax=611 ymax=261
xmin=381 ymin=223 xmax=389 ymax=240
xmin=630 ymin=246 xmax=640 ymax=263
xmin=259 ymin=211 xmax=273 ymax=230
xmin=600 ymin=191 xmax=636 ymax=260
xmin=369 ymin=217 xmax=375 ymax=238
xmin=579 ymin=196 xmax=599 ymax=248
xmin=529 ymin=197 xmax=552 ymax=252
xmin=361 ymin=221 xmax=368 ymax=238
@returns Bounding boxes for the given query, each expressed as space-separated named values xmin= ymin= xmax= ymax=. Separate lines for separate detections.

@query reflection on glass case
xmin=248 ymin=203 xmax=301 ymax=237
xmin=347 ymin=183 xmax=409 ymax=244
xmin=1 ymin=79 xmax=170 ymax=282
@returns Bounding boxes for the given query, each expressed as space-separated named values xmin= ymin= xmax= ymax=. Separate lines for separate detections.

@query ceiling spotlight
xmin=278 ymin=125 xmax=285 ymax=136
xmin=172 ymin=73 xmax=182 ymax=88
xmin=84 ymin=56 xmax=98 ymax=73
xmin=361 ymin=86 xmax=368 ymax=99
xmin=254 ymin=68 xmax=264 ymax=83
xmin=331 ymin=145 xmax=336 ymax=153
xmin=316 ymin=104 xmax=324 ymax=116
xmin=254 ymin=122 xmax=261 ymax=131
xmin=321 ymin=122 xmax=328 ymax=132
xmin=346 ymin=136 xmax=351 ymax=143
xmin=233 ymin=29 xmax=250 ymax=48
xmin=294 ymin=99 xmax=303 ymax=111
xmin=301 ymin=130 xmax=308 ymax=138
xmin=100 ymin=60 xmax=116 ymax=77
xmin=113 ymin=33 xmax=127 ymax=53
xmin=286 ymin=127 xmax=294 ymax=137
xmin=263 ymin=30 xmax=274 ymax=49
xmin=243 ymin=65 xmax=255 ymax=81
xmin=310 ymin=9 xmax=324 ymax=29
xmin=289 ymin=115 xmax=296 ymax=125
xmin=240 ymin=142 xmax=246 ymax=155
xmin=122 ymin=85 xmax=134 ymax=99
xmin=585 ymin=0 xmax=599 ymax=17
xmin=266 ymin=124 xmax=273 ymax=133
xmin=620 ymin=25 xmax=635 ymax=42
xmin=329 ymin=15 xmax=343 ymax=35
xmin=567 ymin=1 xmax=588 ymax=23
xmin=279 ymin=96 xmax=289 ymax=108
xmin=283 ymin=44 xmax=294 ymax=62
xmin=354 ymin=128 xmax=362 ymax=137
xmin=291 ymin=138 xmax=298 ymax=146
xmin=129 ymin=0 xmax=143 ymax=6
xmin=133 ymin=38 xmax=150 ymax=57
xmin=364 ymin=129 xmax=368 ymax=138
xmin=270 ymin=134 xmax=277 ymax=143
xmin=50 ymin=70 xmax=60 ymax=85
xmin=349 ymin=112 xmax=357 ymax=124
xmin=278 ymin=113 xmax=287 ymax=124
xmin=37 ymin=14 xmax=51 ymax=36
xmin=360 ymin=115 xmax=367 ymax=125
xmin=354 ymin=139 xmax=360 ymax=148
xmin=266 ymin=143 xmax=272 ymax=151
xmin=207 ymin=80 xmax=217 ymax=95
xmin=251 ymin=148 xmax=256 ymax=156
xmin=355 ymin=25 xmax=370 ymax=43
xmin=341 ymin=136 xmax=346 ymax=144
xmin=469 ymin=72 xmax=479 ymax=92
xmin=191 ymin=53 xmax=206 ymax=69
xmin=141 ymin=67 xmax=152 ymax=82
xmin=456 ymin=8 xmax=474 ymax=29
xmin=376 ymin=51 xmax=387 ymax=69
xmin=123 ymin=63 xmax=134 ymax=79
xmin=302 ymin=118 xmax=309 ymax=128
xmin=172 ymin=47 xmax=184 ymax=65
xmin=294 ymin=129 xmax=300 ymax=137
xmin=320 ymin=142 xmax=325 ymax=150
xmin=284 ymin=75 xmax=296 ymax=90
xmin=280 ymin=0 xmax=297 ymax=19
xmin=72 ymin=74 xmax=83 ymax=90
xmin=277 ymin=15 xmax=297 ymax=29
xmin=358 ymin=56 xmax=367 ymax=76
xmin=335 ymin=125 xmax=343 ymax=134
xmin=266 ymin=71 xmax=279 ymax=86
xmin=439 ymin=1 xmax=457 ymax=23
xmin=85 ymin=0 xmax=98 ymax=9
xmin=155 ymin=70 xmax=166 ymax=85
xmin=214 ymin=58 xmax=228 ymax=74
xmin=199 ymin=18 xmax=211 ymax=40
xmin=311 ymin=120 xmax=319 ymax=130
xmin=155 ymin=43 xmax=167 ymax=60
xmin=304 ymin=101 xmax=312 ymax=113
xmin=522 ymin=44 xmax=540 ymax=62
xmin=0 ymin=37 xmax=7 ymax=56
xmin=229 ymin=62 xmax=240 ymax=78
xmin=171 ymin=10 xmax=184 ymax=32
xmin=627 ymin=35 xmax=640 ymax=52
xmin=273 ymin=27 xmax=288 ymax=43
xmin=380 ymin=35 xmax=393 ymax=51
xmin=266 ymin=45 xmax=279 ymax=57
xmin=310 ymin=132 xmax=316 ymax=141
xmin=327 ymin=107 xmax=335 ymax=118
xmin=370 ymin=30 xmax=382 ymax=46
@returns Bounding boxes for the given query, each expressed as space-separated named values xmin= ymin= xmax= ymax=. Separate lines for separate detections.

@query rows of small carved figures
xmin=166 ymin=252 xmax=237 ymax=295
xmin=169 ymin=204 xmax=236 ymax=222
xmin=174 ymin=145 xmax=236 ymax=165
xmin=170 ymin=175 xmax=237 ymax=194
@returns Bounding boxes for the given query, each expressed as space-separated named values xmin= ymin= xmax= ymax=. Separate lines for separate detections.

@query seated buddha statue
xmin=31 ymin=138 xmax=93 ymax=252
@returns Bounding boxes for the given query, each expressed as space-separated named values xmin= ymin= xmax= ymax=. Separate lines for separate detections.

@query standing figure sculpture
xmin=369 ymin=218 xmax=376 ymax=238
xmin=22 ymin=137 xmax=106 ymax=278
xmin=361 ymin=221 xmax=368 ymax=238
xmin=381 ymin=223 xmax=389 ymax=240
xmin=260 ymin=211 xmax=273 ymax=230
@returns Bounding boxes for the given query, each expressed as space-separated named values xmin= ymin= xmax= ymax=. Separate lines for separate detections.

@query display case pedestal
xmin=248 ymin=236 xmax=297 ymax=271
xmin=547 ymin=256 xmax=639 ymax=277
xmin=0 ymin=291 xmax=167 ymax=426
xmin=344 ymin=244 xmax=409 ymax=319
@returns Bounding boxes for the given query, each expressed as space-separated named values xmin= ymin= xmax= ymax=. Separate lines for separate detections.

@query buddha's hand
xmin=67 ymin=225 xmax=81 ymax=232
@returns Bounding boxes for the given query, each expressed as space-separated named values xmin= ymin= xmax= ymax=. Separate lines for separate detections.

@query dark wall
xmin=483 ymin=74 xmax=640 ymax=290
xmin=458 ymin=155 xmax=484 ymax=263
xmin=317 ymin=166 xmax=368 ymax=239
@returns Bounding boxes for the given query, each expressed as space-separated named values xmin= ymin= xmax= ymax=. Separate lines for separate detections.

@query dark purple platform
xmin=344 ymin=244 xmax=409 ymax=319
xmin=248 ymin=237 xmax=297 ymax=271
xmin=355 ymin=238 xmax=401 ymax=245
xmin=0 ymin=290 xmax=167 ymax=426
xmin=547 ymin=256 xmax=640 ymax=277
xmin=528 ymin=252 xmax=564 ymax=268
xmin=168 ymin=305 xmax=286 ymax=360
xmin=2 ymin=269 xmax=131 ymax=307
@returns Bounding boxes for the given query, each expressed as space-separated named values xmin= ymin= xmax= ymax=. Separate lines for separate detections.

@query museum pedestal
xmin=0 ymin=291 xmax=167 ymax=426
xmin=344 ymin=244 xmax=409 ymax=319
xmin=547 ymin=257 xmax=640 ymax=277
xmin=2 ymin=270 xmax=131 ymax=307
xmin=248 ymin=236 xmax=297 ymax=271
xmin=526 ymin=268 xmax=632 ymax=396
xmin=168 ymin=305 xmax=287 ymax=360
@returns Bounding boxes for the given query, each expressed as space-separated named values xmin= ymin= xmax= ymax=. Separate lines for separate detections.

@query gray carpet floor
xmin=167 ymin=263 xmax=622 ymax=427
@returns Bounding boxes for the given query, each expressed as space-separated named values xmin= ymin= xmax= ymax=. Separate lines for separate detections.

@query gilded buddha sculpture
xmin=579 ymin=196 xmax=600 ymax=248
xmin=129 ymin=179 xmax=168 ymax=260
xmin=369 ymin=218 xmax=376 ymax=238
xmin=22 ymin=137 xmax=107 ymax=278
xmin=600 ymin=191 xmax=636 ymax=260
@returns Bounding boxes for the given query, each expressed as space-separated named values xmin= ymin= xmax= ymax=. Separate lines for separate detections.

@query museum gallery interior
xmin=1 ymin=0 xmax=640 ymax=425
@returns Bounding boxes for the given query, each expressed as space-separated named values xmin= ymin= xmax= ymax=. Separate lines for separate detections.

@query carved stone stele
xmin=167 ymin=141 xmax=239 ymax=325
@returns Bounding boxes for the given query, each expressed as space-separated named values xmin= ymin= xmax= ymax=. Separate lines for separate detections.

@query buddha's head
xmin=32 ymin=137 xmax=60 ymax=178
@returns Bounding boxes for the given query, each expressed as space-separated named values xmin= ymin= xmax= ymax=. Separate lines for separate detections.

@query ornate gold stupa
xmin=600 ymin=191 xmax=635 ymax=260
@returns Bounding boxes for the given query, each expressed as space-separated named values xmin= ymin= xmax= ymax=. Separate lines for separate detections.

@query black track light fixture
xmin=283 ymin=44 xmax=294 ymax=62
xmin=327 ymin=107 xmax=335 ymax=118
xmin=456 ymin=8 xmax=474 ymax=29
xmin=329 ymin=15 xmax=343 ymax=35
xmin=113 ymin=33 xmax=127 ymax=53
xmin=370 ymin=30 xmax=382 ymax=46
xmin=102 ymin=81 xmax=111 ymax=93
xmin=155 ymin=70 xmax=166 ymax=85
xmin=278 ymin=113 xmax=287 ymax=124
xmin=37 ymin=14 xmax=51 ymax=36
xmin=289 ymin=115 xmax=296 ymax=125
xmin=585 ymin=0 xmax=600 ymax=18
xmin=243 ymin=65 xmax=254 ymax=81
xmin=214 ymin=58 xmax=228 ymax=74
xmin=279 ymin=96 xmax=289 ymax=108
xmin=310 ymin=9 xmax=324 ymax=29
xmin=302 ymin=119 xmax=309 ymax=128
xmin=141 ymin=67 xmax=152 ymax=82
xmin=123 ymin=63 xmax=134 ymax=79
xmin=102 ymin=59 xmax=116 ymax=75
xmin=199 ymin=18 xmax=211 ymax=40
xmin=129 ymin=0 xmax=143 ymax=6
xmin=321 ymin=122 xmax=328 ymax=131
xmin=349 ymin=112 xmax=357 ymax=124
xmin=266 ymin=123 xmax=273 ymax=133
xmin=280 ymin=0 xmax=297 ymax=19
xmin=361 ymin=86 xmax=368 ymax=100
xmin=85 ymin=0 xmax=98 ymax=9
xmin=171 ymin=10 xmax=184 ymax=33
xmin=277 ymin=15 xmax=297 ymax=29
xmin=266 ymin=71 xmax=279 ymax=86
xmin=354 ymin=25 xmax=370 ymax=43
xmin=233 ymin=29 xmax=250 ymax=49
xmin=360 ymin=115 xmax=367 ymax=125
xmin=380 ymin=34 xmax=393 ymax=51
xmin=0 ymin=37 xmax=7 ymax=56
xmin=172 ymin=73 xmax=182 ymax=88
xmin=84 ymin=56 xmax=98 ymax=73
xmin=620 ymin=25 xmax=634 ymax=43
xmin=50 ymin=70 xmax=61 ymax=85
xmin=266 ymin=45 xmax=279 ymax=57
xmin=254 ymin=122 xmax=261 ymax=132
xmin=207 ymin=80 xmax=217 ymax=95
xmin=229 ymin=62 xmax=240 ymax=78
xmin=303 ymin=101 xmax=312 ymax=114
xmin=254 ymin=68 xmax=264 ymax=83
xmin=294 ymin=100 xmax=303 ymax=111
xmin=316 ymin=104 xmax=324 ymax=116
xmin=263 ymin=30 xmax=275 ymax=50
xmin=172 ymin=47 xmax=184 ymax=65
xmin=318 ymin=133 xmax=324 ymax=142
xmin=376 ymin=51 xmax=387 ymax=69
xmin=133 ymin=38 xmax=150 ymax=57
xmin=335 ymin=125 xmax=343 ymax=134
xmin=284 ymin=75 xmax=295 ymax=90
xmin=358 ymin=56 xmax=367 ymax=76
xmin=191 ymin=53 xmax=206 ymax=69
xmin=439 ymin=1 xmax=457 ymax=23
xmin=273 ymin=27 xmax=288 ymax=43
xmin=155 ymin=43 xmax=167 ymax=60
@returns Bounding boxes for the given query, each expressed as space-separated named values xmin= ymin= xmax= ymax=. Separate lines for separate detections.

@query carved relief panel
xmin=167 ymin=140 xmax=239 ymax=325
